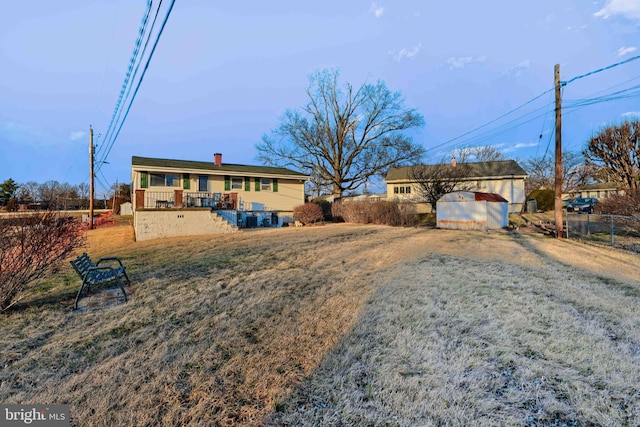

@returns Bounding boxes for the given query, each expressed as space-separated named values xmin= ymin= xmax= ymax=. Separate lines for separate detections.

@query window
xmin=231 ymin=177 xmax=243 ymax=190
xmin=150 ymin=173 xmax=180 ymax=187
xmin=394 ymin=185 xmax=411 ymax=195
xmin=198 ymin=176 xmax=208 ymax=192
xmin=261 ymin=178 xmax=272 ymax=191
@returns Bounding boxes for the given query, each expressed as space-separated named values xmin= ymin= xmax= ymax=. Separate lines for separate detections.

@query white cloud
xmin=594 ymin=0 xmax=640 ymax=21
xmin=502 ymin=142 xmax=538 ymax=153
xmin=389 ymin=42 xmax=422 ymax=62
xmin=1 ymin=121 xmax=59 ymax=146
xmin=616 ymin=46 xmax=637 ymax=56
xmin=69 ymin=131 xmax=86 ymax=141
xmin=504 ymin=59 xmax=530 ymax=77
xmin=445 ymin=56 xmax=486 ymax=69
xmin=514 ymin=142 xmax=539 ymax=149
xmin=621 ymin=111 xmax=640 ymax=117
xmin=369 ymin=2 xmax=384 ymax=18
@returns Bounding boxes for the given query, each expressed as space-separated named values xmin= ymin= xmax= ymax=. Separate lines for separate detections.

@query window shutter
xmin=141 ymin=172 xmax=148 ymax=189
xmin=273 ymin=178 xmax=278 ymax=192
xmin=244 ymin=177 xmax=251 ymax=192
xmin=224 ymin=176 xmax=231 ymax=191
xmin=183 ymin=173 xmax=190 ymax=190
xmin=255 ymin=177 xmax=261 ymax=192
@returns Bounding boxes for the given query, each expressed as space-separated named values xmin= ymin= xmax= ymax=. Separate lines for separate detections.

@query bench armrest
xmin=96 ymin=256 xmax=125 ymax=268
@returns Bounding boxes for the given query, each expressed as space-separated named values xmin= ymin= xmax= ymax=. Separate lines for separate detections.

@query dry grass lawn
xmin=1 ymin=223 xmax=640 ymax=426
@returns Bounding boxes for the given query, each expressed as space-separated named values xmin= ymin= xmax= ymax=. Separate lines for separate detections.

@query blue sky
xmin=1 ymin=0 xmax=639 ymax=196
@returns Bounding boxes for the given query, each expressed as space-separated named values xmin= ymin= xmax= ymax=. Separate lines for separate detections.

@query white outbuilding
xmin=436 ymin=191 xmax=509 ymax=230
xmin=119 ymin=202 xmax=132 ymax=216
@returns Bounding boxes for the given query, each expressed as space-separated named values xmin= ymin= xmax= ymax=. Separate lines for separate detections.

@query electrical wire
xmin=96 ymin=0 xmax=176 ymax=173
xmin=97 ymin=0 xmax=154 ymax=160
xmin=97 ymin=1 xmax=163 ymax=165
xmin=432 ymin=57 xmax=640 ymax=159
xmin=563 ymin=55 xmax=640 ymax=86
xmin=427 ymin=87 xmax=554 ymax=154
xmin=534 ymin=89 xmax=555 ymax=158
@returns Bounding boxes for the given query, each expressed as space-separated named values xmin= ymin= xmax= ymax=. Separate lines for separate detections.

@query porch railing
xmin=138 ymin=191 xmax=237 ymax=210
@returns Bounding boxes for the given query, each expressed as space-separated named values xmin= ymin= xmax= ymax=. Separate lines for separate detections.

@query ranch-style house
xmin=131 ymin=154 xmax=309 ymax=241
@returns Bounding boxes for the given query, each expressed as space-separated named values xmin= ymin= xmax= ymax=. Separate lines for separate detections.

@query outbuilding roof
xmin=386 ymin=160 xmax=527 ymax=182
xmin=438 ymin=191 xmax=509 ymax=203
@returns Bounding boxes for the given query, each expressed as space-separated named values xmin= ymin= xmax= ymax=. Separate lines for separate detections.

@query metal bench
xmin=70 ymin=253 xmax=130 ymax=309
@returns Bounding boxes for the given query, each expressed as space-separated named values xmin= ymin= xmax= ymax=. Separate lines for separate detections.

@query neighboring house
xmin=570 ymin=182 xmax=623 ymax=200
xmin=342 ymin=193 xmax=386 ymax=203
xmin=385 ymin=160 xmax=528 ymax=213
xmin=131 ymin=154 xmax=309 ymax=241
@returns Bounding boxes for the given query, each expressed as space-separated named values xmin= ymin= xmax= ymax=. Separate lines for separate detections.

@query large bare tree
xmin=256 ymin=69 xmax=425 ymax=198
xmin=584 ymin=119 xmax=640 ymax=190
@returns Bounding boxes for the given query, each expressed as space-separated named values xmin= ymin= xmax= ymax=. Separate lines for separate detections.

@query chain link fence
xmin=566 ymin=213 xmax=640 ymax=253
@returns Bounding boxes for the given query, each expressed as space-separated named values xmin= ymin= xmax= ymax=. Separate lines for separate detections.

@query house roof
xmin=386 ymin=160 xmax=527 ymax=182
xmin=578 ymin=181 xmax=621 ymax=191
xmin=131 ymin=156 xmax=309 ymax=179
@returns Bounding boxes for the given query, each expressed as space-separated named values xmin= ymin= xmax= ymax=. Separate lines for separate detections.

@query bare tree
xmin=453 ymin=146 xmax=506 ymax=163
xmin=58 ymin=182 xmax=75 ymax=211
xmin=410 ymin=160 xmax=474 ymax=211
xmin=77 ymin=182 xmax=90 ymax=209
xmin=38 ymin=180 xmax=61 ymax=209
xmin=524 ymin=151 xmax=586 ymax=194
xmin=257 ymin=69 xmax=425 ymax=199
xmin=584 ymin=119 xmax=640 ymax=190
xmin=20 ymin=181 xmax=40 ymax=206
xmin=0 ymin=211 xmax=85 ymax=310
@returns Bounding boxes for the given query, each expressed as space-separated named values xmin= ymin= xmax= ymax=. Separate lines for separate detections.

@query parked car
xmin=567 ymin=197 xmax=597 ymax=213
xmin=562 ymin=198 xmax=575 ymax=208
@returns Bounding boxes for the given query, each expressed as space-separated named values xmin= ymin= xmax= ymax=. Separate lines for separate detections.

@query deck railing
xmin=139 ymin=191 xmax=237 ymax=210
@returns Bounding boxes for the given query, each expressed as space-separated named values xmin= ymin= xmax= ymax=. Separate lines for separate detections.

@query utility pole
xmin=89 ymin=126 xmax=95 ymax=230
xmin=112 ymin=179 xmax=118 ymax=213
xmin=554 ymin=64 xmax=564 ymax=238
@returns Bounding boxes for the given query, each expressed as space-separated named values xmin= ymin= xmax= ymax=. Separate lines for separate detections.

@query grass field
xmin=1 ymin=223 xmax=640 ymax=426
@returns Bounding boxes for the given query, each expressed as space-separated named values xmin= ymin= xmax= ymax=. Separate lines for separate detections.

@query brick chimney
xmin=214 ymin=153 xmax=222 ymax=167
xmin=451 ymin=156 xmax=457 ymax=168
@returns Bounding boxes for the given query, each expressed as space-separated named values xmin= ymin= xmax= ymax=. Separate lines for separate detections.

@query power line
xmin=97 ymin=0 xmax=154 ymax=160
xmin=534 ymin=89 xmax=555 ymax=159
xmin=427 ymin=87 xmax=554 ymax=154
xmin=563 ymin=55 xmax=640 ymax=86
xmin=98 ymin=1 xmax=163 ymax=164
xmin=97 ymin=0 xmax=176 ymax=173
xmin=431 ymin=56 xmax=640 ymax=158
